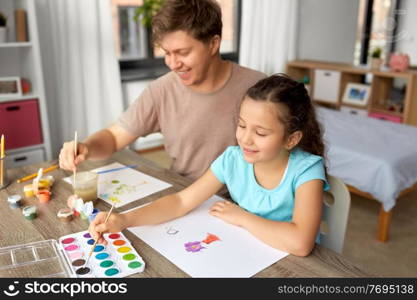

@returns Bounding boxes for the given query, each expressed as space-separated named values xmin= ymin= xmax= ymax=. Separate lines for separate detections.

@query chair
xmin=320 ymin=175 xmax=351 ymax=254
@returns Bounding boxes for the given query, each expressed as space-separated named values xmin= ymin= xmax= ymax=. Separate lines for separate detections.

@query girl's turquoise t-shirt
xmin=211 ymin=146 xmax=329 ymax=222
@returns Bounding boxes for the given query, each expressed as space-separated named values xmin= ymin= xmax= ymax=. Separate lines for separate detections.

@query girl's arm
xmin=210 ymin=179 xmax=324 ymax=256
xmin=89 ymin=169 xmax=223 ymax=243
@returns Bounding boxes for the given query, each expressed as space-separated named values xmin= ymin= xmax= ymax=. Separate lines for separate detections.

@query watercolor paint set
xmin=58 ymin=230 xmax=145 ymax=278
xmin=0 ymin=231 xmax=145 ymax=278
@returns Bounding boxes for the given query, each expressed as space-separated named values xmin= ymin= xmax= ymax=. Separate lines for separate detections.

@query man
xmin=59 ymin=0 xmax=265 ymax=180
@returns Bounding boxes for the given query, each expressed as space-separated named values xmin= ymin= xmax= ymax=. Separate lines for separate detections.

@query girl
xmin=89 ymin=74 xmax=329 ymax=257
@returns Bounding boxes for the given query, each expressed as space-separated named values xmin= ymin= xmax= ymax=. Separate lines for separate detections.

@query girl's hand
xmin=209 ymin=200 xmax=248 ymax=227
xmin=88 ymin=212 xmax=127 ymax=245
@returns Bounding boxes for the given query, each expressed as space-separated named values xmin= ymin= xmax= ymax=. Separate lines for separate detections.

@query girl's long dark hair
xmin=246 ymin=74 xmax=325 ymax=158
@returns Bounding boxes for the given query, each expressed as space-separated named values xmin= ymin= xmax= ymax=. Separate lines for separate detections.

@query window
xmin=354 ymin=0 xmax=403 ymax=65
xmin=111 ymin=0 xmax=241 ymax=66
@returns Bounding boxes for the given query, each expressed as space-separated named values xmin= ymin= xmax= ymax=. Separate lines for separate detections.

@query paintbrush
xmin=82 ymin=204 xmax=115 ymax=269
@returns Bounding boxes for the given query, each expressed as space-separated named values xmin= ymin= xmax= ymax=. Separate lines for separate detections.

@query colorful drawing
xmin=99 ymin=180 xmax=148 ymax=204
xmin=184 ymin=233 xmax=221 ymax=253
xmin=202 ymin=233 xmax=220 ymax=244
xmin=185 ymin=242 xmax=205 ymax=253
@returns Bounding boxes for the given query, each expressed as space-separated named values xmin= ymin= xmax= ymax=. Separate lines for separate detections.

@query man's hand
xmin=59 ymin=141 xmax=89 ymax=171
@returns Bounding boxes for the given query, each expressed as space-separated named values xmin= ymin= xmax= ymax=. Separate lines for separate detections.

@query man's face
xmin=159 ymin=30 xmax=219 ymax=88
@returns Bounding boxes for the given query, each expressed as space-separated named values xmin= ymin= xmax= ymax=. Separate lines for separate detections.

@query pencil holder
xmin=0 ymin=157 xmax=9 ymax=190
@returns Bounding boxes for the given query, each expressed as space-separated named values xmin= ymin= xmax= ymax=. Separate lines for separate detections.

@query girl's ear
xmin=209 ymin=35 xmax=221 ymax=56
xmin=285 ymin=131 xmax=303 ymax=150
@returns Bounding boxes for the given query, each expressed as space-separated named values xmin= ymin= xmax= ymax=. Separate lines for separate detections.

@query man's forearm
xmin=84 ymin=129 xmax=118 ymax=160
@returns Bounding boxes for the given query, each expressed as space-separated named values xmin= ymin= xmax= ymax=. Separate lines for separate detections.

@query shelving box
xmin=313 ymin=69 xmax=341 ymax=104
xmin=0 ymin=99 xmax=43 ymax=149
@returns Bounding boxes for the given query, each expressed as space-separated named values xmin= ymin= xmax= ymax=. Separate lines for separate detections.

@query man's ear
xmin=209 ymin=35 xmax=221 ymax=55
xmin=286 ymin=131 xmax=303 ymax=150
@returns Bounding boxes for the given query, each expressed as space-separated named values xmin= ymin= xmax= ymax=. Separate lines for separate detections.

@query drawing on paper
xmin=166 ymin=226 xmax=179 ymax=235
xmin=185 ymin=241 xmax=205 ymax=253
xmin=202 ymin=233 xmax=220 ymax=244
xmin=99 ymin=180 xmax=148 ymax=204
xmin=184 ymin=233 xmax=220 ymax=253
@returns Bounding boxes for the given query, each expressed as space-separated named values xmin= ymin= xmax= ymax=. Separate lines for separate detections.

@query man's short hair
xmin=152 ymin=0 xmax=222 ymax=45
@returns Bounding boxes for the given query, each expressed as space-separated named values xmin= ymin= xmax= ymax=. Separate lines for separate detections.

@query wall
xmin=396 ymin=0 xmax=417 ymax=64
xmin=297 ymin=0 xmax=360 ymax=63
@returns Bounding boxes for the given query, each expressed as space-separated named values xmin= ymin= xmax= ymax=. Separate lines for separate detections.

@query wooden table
xmin=0 ymin=149 xmax=372 ymax=277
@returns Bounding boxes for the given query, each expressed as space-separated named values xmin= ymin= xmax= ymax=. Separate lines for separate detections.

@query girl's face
xmin=160 ymin=30 xmax=220 ymax=89
xmin=236 ymin=98 xmax=290 ymax=164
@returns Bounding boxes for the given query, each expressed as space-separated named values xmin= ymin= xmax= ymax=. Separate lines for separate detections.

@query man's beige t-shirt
xmin=118 ymin=62 xmax=265 ymax=180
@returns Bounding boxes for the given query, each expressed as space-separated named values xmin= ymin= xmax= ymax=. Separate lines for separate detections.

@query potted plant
xmin=134 ymin=0 xmax=165 ymax=58
xmin=370 ymin=47 xmax=383 ymax=70
xmin=0 ymin=11 xmax=7 ymax=43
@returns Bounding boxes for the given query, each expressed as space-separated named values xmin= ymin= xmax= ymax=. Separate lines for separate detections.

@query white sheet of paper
xmin=63 ymin=162 xmax=172 ymax=208
xmin=128 ymin=195 xmax=288 ymax=278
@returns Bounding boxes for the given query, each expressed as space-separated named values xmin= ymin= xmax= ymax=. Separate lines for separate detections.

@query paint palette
xmin=58 ymin=230 xmax=145 ymax=278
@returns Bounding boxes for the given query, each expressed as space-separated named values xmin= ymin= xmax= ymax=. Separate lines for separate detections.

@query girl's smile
xmin=236 ymin=97 xmax=288 ymax=165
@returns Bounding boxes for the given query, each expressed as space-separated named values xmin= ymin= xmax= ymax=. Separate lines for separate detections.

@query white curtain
xmin=36 ymin=0 xmax=124 ymax=156
xmin=239 ymin=0 xmax=298 ymax=75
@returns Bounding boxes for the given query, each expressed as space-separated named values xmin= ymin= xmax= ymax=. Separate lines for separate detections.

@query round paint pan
xmin=121 ymin=253 xmax=137 ymax=264
xmin=68 ymin=250 xmax=84 ymax=261
xmin=127 ymin=261 xmax=144 ymax=270
xmin=107 ymin=233 xmax=121 ymax=240
xmin=61 ymin=237 xmax=76 ymax=245
xmin=103 ymin=268 xmax=120 ymax=277
xmin=83 ymin=232 xmax=92 ymax=239
xmin=112 ymin=239 xmax=126 ymax=247
xmin=116 ymin=246 xmax=132 ymax=254
xmin=75 ymin=266 xmax=92 ymax=277
xmin=99 ymin=260 xmax=115 ymax=269
xmin=64 ymin=243 xmax=80 ymax=252
xmin=72 ymin=259 xmax=86 ymax=267
xmin=86 ymin=238 xmax=96 ymax=246
xmin=93 ymin=245 xmax=105 ymax=253
xmin=95 ymin=252 xmax=111 ymax=261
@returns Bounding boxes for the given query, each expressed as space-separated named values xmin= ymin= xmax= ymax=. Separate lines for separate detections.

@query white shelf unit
xmin=0 ymin=0 xmax=52 ymax=168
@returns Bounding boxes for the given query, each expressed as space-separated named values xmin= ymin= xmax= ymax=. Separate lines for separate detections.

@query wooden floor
xmin=138 ymin=149 xmax=417 ymax=277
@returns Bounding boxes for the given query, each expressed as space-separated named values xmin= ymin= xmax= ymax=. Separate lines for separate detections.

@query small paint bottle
xmin=23 ymin=184 xmax=34 ymax=197
xmin=57 ymin=208 xmax=74 ymax=222
xmin=80 ymin=211 xmax=88 ymax=220
xmin=88 ymin=208 xmax=99 ymax=223
xmin=36 ymin=190 xmax=51 ymax=203
xmin=32 ymin=180 xmax=49 ymax=191
xmin=41 ymin=175 xmax=54 ymax=187
xmin=22 ymin=205 xmax=37 ymax=220
xmin=7 ymin=195 xmax=22 ymax=209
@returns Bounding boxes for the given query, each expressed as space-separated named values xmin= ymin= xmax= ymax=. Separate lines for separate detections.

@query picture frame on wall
xmin=342 ymin=83 xmax=371 ymax=106
xmin=0 ymin=77 xmax=22 ymax=99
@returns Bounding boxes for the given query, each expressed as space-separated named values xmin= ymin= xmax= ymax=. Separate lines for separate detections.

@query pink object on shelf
xmin=388 ymin=53 xmax=410 ymax=72
xmin=0 ymin=99 xmax=43 ymax=150
xmin=368 ymin=112 xmax=403 ymax=123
